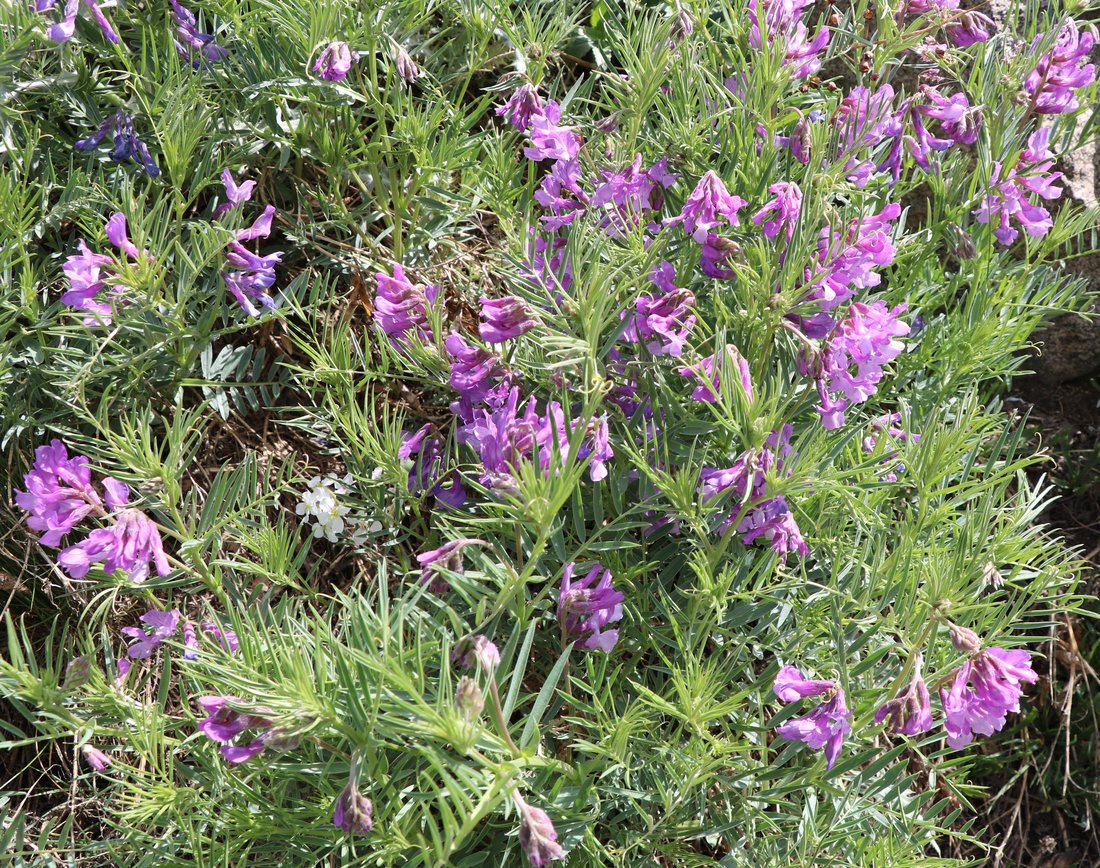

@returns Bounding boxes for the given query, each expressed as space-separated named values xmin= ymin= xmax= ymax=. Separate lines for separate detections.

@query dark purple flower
xmin=15 ymin=439 xmax=104 ymax=546
xmin=496 ymin=84 xmax=544 ymax=131
xmin=222 ymin=205 xmax=283 ymax=316
xmin=446 ymin=333 xmax=506 ymax=416
xmin=589 ymin=154 xmax=677 ymax=237
xmin=42 ymin=0 xmax=119 ymax=45
xmin=941 ymin=647 xmax=1037 ymax=748
xmin=122 ymin=608 xmax=182 ymax=659
xmin=514 ymin=792 xmax=565 ymax=866
xmin=666 ymin=170 xmax=746 ymax=243
xmin=773 ymin=666 xmax=851 ymax=769
xmin=196 ymin=695 xmax=273 ymax=763
xmin=416 ymin=538 xmax=482 ymax=592
xmin=75 ymin=111 xmax=159 ymax=177
xmin=946 ymin=10 xmax=992 ymax=47
xmin=621 ymin=262 xmax=696 ymax=357
xmin=58 ymin=506 xmax=171 ymax=584
xmin=393 ymin=43 xmax=419 ymax=82
xmin=202 ymin=620 xmax=240 ymax=653
xmin=333 ymin=781 xmax=373 ymax=834
xmin=170 ymin=1 xmax=228 ymax=67
xmin=875 ymin=660 xmax=933 ymax=735
xmin=375 ymin=264 xmax=439 ymax=345
xmin=314 ymin=40 xmax=358 ymax=81
xmin=479 ymin=296 xmax=537 ymax=343
xmin=558 ymin=562 xmax=623 ymax=652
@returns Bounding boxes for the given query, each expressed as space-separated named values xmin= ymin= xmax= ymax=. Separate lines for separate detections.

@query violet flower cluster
xmin=748 ymin=0 xmax=830 ymax=78
xmin=219 ymin=174 xmax=283 ymax=316
xmin=975 ymin=128 xmax=1064 ymax=245
xmin=558 ymin=562 xmax=624 ymax=652
xmin=16 ymin=440 xmax=170 ymax=584
xmin=170 ymin=0 xmax=227 ymax=67
xmin=36 ymin=0 xmax=119 ymax=45
xmin=314 ymin=41 xmax=359 ymax=82
xmin=75 ymin=110 xmax=160 ymax=177
xmin=59 ymin=212 xmax=146 ymax=325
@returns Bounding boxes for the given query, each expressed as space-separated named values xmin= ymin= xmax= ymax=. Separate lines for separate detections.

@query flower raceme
xmin=15 ymin=439 xmax=105 ymax=546
xmin=874 ymin=660 xmax=934 ymax=736
xmin=974 ymin=127 xmax=1064 ymax=245
xmin=558 ymin=562 xmax=623 ymax=652
xmin=374 ymin=264 xmax=439 ymax=345
xmin=748 ymin=0 xmax=830 ymax=78
xmin=1024 ymin=19 xmax=1097 ymax=115
xmin=75 ymin=110 xmax=159 ymax=177
xmin=333 ymin=781 xmax=373 ymax=834
xmin=38 ymin=0 xmax=119 ymax=45
xmin=170 ymin=1 xmax=227 ymax=67
xmin=513 ymin=791 xmax=565 ymax=866
xmin=496 ymin=83 xmax=544 ymax=131
xmin=60 ymin=212 xmax=147 ymax=325
xmin=773 ymin=666 xmax=852 ymax=769
xmin=196 ymin=695 xmax=275 ymax=764
xmin=222 ymin=192 xmax=283 ymax=316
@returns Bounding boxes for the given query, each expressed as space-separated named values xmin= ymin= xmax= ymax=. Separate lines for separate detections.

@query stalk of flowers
xmin=665 ymin=170 xmax=746 ymax=278
xmin=874 ymin=655 xmax=933 ymax=735
xmin=169 ymin=0 xmax=228 ymax=67
xmin=75 ymin=111 xmax=160 ymax=177
xmin=59 ymin=212 xmax=147 ymax=325
xmin=195 ymin=695 xmax=276 ymax=763
xmin=899 ymin=0 xmax=993 ymax=47
xmin=37 ymin=0 xmax=119 ymax=45
xmin=15 ymin=440 xmax=171 ymax=584
xmin=220 ymin=180 xmax=282 ymax=316
xmin=974 ymin=127 xmax=1064 ymax=245
xmin=1023 ymin=19 xmax=1097 ymax=115
xmin=772 ymin=665 xmax=852 ymax=769
xmin=748 ymin=0 xmax=830 ymax=79
xmin=618 ymin=262 xmax=697 ymax=359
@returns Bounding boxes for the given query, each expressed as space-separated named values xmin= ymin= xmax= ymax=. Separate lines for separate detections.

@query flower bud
xmin=452 ymin=634 xmax=501 ymax=671
xmin=456 ymin=676 xmax=484 ymax=721
xmin=81 ymin=744 xmax=112 ymax=772
xmin=394 ymin=43 xmax=419 ymax=82
xmin=948 ymin=621 xmax=982 ymax=654
xmin=63 ymin=654 xmax=93 ymax=691
xmin=983 ymin=562 xmax=1004 ymax=588
xmin=514 ymin=792 xmax=565 ymax=866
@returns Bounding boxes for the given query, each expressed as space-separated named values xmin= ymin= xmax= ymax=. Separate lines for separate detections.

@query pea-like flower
xmin=58 ymin=503 xmax=171 ymax=584
xmin=479 ymin=296 xmax=537 ymax=343
xmin=314 ymin=40 xmax=359 ymax=82
xmin=333 ymin=780 xmax=373 ymax=834
xmin=76 ymin=111 xmax=159 ymax=177
xmin=666 ymin=170 xmax=746 ymax=244
xmin=196 ymin=695 xmax=274 ymax=764
xmin=558 ymin=562 xmax=624 ymax=652
xmin=375 ymin=264 xmax=439 ymax=345
xmin=123 ymin=609 xmax=182 ymax=659
xmin=874 ymin=658 xmax=933 ymax=735
xmin=39 ymin=0 xmax=119 ymax=45
xmin=15 ymin=439 xmax=104 ymax=546
xmin=59 ymin=212 xmax=146 ymax=325
xmin=496 ymin=83 xmax=544 ymax=131
xmin=773 ymin=665 xmax=852 ymax=769
xmin=170 ymin=1 xmax=227 ymax=67
xmin=416 ymin=538 xmax=482 ymax=592
xmin=452 ymin=634 xmax=501 ymax=671
xmin=513 ymin=791 xmax=565 ymax=866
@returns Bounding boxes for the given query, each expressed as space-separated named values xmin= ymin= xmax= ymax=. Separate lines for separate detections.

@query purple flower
xmin=182 ymin=620 xmax=199 ymax=660
xmin=582 ymin=415 xmax=613 ymax=482
xmin=398 ymin=424 xmax=464 ymax=505
xmin=946 ymin=10 xmax=993 ymax=47
xmin=58 ymin=505 xmax=171 ymax=584
xmin=214 ymin=169 xmax=257 ymax=219
xmin=749 ymin=0 xmax=829 ymax=77
xmin=81 ymin=744 xmax=112 ymax=771
xmin=679 ymin=344 xmax=753 ymax=403
xmin=393 ymin=43 xmax=419 ymax=82
xmin=496 ymin=84 xmax=544 ymax=131
xmin=75 ymin=111 xmax=159 ymax=177
xmin=875 ymin=660 xmax=933 ymax=735
xmin=514 ymin=792 xmax=565 ymax=866
xmin=333 ymin=781 xmax=373 ymax=834
xmin=589 ymin=154 xmax=677 ymax=237
xmin=802 ymin=301 xmax=909 ymax=429
xmin=41 ymin=0 xmax=119 ymax=45
xmin=59 ymin=212 xmax=146 ymax=326
xmin=913 ymin=89 xmax=980 ymax=146
xmin=202 ymin=620 xmax=240 ymax=653
xmin=375 ymin=264 xmax=439 ymax=345
xmin=196 ymin=695 xmax=273 ymax=763
xmin=222 ymin=205 xmax=283 ymax=316
xmin=736 ymin=496 xmax=809 ymax=558
xmin=314 ymin=40 xmax=358 ymax=81
xmin=558 ymin=562 xmax=624 ymax=652
xmin=15 ymin=439 xmax=104 ymax=546
xmin=752 ymin=181 xmax=803 ymax=242
xmin=446 ymin=333 xmax=506 ymax=417
xmin=773 ymin=666 xmax=851 ymax=769
xmin=479 ymin=296 xmax=537 ymax=343
xmin=452 ymin=634 xmax=500 ymax=671
xmin=941 ymin=647 xmax=1037 ymax=748
xmin=170 ymin=1 xmax=228 ymax=67
xmin=1025 ymin=19 xmax=1096 ymax=114
xmin=122 ymin=608 xmax=182 ymax=659
xmin=416 ymin=538 xmax=482 ymax=592
xmin=621 ymin=262 xmax=696 ymax=357
xmin=666 ymin=170 xmax=746 ymax=243
xmin=974 ymin=128 xmax=1063 ymax=245
xmin=523 ymin=101 xmax=581 ymax=163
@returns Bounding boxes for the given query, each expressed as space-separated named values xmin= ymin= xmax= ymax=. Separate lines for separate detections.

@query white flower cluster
xmin=295 ymin=474 xmax=352 ymax=542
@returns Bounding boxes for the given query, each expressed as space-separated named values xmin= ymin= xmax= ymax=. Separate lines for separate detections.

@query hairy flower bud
xmin=456 ymin=676 xmax=484 ymax=721
xmin=948 ymin=621 xmax=982 ymax=654
xmin=393 ymin=43 xmax=419 ymax=82
xmin=81 ymin=744 xmax=112 ymax=772
xmin=333 ymin=781 xmax=373 ymax=834
xmin=514 ymin=792 xmax=565 ymax=865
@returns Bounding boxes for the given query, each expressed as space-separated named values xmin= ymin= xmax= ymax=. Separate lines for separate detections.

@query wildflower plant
xmin=0 ymin=0 xmax=1097 ymax=865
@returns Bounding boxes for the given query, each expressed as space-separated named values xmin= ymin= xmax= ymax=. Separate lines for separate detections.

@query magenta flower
xmin=941 ymin=647 xmax=1037 ymax=748
xmin=170 ymin=1 xmax=228 ymax=67
xmin=58 ymin=505 xmax=171 ymax=584
xmin=558 ymin=562 xmax=624 ymax=652
xmin=496 ymin=84 xmax=544 ymax=131
xmin=333 ymin=781 xmax=373 ymax=834
xmin=523 ymin=101 xmax=580 ymax=162
xmin=416 ymin=538 xmax=482 ymax=592
xmin=222 ymin=205 xmax=283 ymax=316
xmin=214 ymin=169 xmax=257 ymax=219
xmin=182 ymin=620 xmax=199 ymax=660
xmin=1024 ymin=19 xmax=1097 ymax=114
xmin=59 ymin=212 xmax=146 ymax=326
xmin=513 ymin=791 xmax=565 ymax=866
xmin=479 ymin=296 xmax=537 ymax=343
xmin=679 ymin=344 xmax=753 ymax=403
xmin=912 ymin=89 xmax=980 ymax=146
xmin=621 ymin=262 xmax=696 ymax=358
xmin=196 ymin=696 xmax=273 ymax=763
xmin=40 ymin=0 xmax=119 ymax=45
xmin=122 ymin=608 xmax=182 ymax=659
xmin=202 ymin=620 xmax=240 ymax=653
xmin=589 ymin=154 xmax=677 ymax=237
xmin=667 ymin=171 xmax=746 ymax=243
xmin=875 ymin=659 xmax=933 ymax=735
xmin=15 ymin=439 xmax=104 ymax=546
xmin=749 ymin=0 xmax=829 ymax=77
xmin=375 ymin=264 xmax=439 ymax=345
xmin=81 ymin=744 xmax=112 ymax=772
xmin=974 ymin=128 xmax=1064 ymax=245
xmin=753 ymin=181 xmax=803 ymax=242
xmin=773 ymin=665 xmax=851 ymax=769
xmin=314 ymin=40 xmax=358 ymax=81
